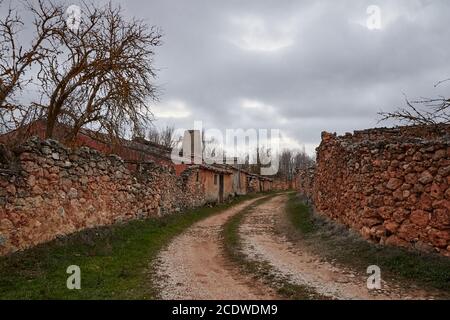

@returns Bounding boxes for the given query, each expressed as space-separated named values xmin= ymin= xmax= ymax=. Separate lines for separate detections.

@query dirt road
xmin=154 ymin=197 xmax=278 ymax=300
xmin=239 ymin=195 xmax=441 ymax=300
xmin=155 ymin=194 xmax=444 ymax=300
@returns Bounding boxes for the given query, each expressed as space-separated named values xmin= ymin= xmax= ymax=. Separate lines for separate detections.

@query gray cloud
xmin=4 ymin=0 xmax=450 ymax=155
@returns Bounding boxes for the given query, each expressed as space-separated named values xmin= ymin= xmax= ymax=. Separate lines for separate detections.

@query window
xmin=214 ymin=174 xmax=218 ymax=185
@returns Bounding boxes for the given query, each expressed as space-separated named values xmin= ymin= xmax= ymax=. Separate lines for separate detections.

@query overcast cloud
xmin=6 ymin=0 xmax=450 ymax=155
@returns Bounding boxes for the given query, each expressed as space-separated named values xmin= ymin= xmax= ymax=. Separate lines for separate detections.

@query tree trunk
xmin=45 ymin=114 xmax=56 ymax=139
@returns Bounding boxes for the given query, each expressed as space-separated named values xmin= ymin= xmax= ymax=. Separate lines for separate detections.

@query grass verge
xmin=221 ymin=193 xmax=326 ymax=300
xmin=286 ymin=193 xmax=450 ymax=294
xmin=0 ymin=194 xmax=260 ymax=300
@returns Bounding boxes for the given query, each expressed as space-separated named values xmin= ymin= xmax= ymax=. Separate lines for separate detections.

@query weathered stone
xmin=431 ymin=209 xmax=450 ymax=227
xmin=363 ymin=217 xmax=383 ymax=227
xmin=41 ymin=146 xmax=52 ymax=155
xmin=412 ymin=152 xmax=422 ymax=161
xmin=32 ymin=185 xmax=44 ymax=195
xmin=418 ymin=193 xmax=433 ymax=211
xmin=384 ymin=221 xmax=399 ymax=233
xmin=428 ymin=229 xmax=449 ymax=248
xmin=6 ymin=184 xmax=16 ymax=195
xmin=404 ymin=173 xmax=417 ymax=184
xmin=410 ymin=210 xmax=430 ymax=227
xmin=67 ymin=188 xmax=78 ymax=199
xmin=398 ymin=222 xmax=419 ymax=242
xmin=430 ymin=183 xmax=443 ymax=199
xmin=27 ymin=175 xmax=37 ymax=187
xmin=418 ymin=171 xmax=434 ymax=184
xmin=392 ymin=208 xmax=409 ymax=223
xmin=0 ymin=234 xmax=7 ymax=246
xmin=438 ymin=166 xmax=450 ymax=177
xmin=414 ymin=241 xmax=434 ymax=253
xmin=57 ymin=207 xmax=65 ymax=217
xmin=385 ymin=235 xmax=409 ymax=248
xmin=79 ymin=176 xmax=89 ymax=185
xmin=433 ymin=199 xmax=450 ymax=211
xmin=393 ymin=189 xmax=404 ymax=200
xmin=370 ymin=225 xmax=386 ymax=238
xmin=433 ymin=149 xmax=447 ymax=161
xmin=387 ymin=178 xmax=402 ymax=190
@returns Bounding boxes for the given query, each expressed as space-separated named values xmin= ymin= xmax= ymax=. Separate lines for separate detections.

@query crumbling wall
xmin=297 ymin=125 xmax=450 ymax=256
xmin=0 ymin=137 xmax=205 ymax=256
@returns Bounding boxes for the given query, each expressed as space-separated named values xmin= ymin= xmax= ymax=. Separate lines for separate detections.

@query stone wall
xmin=272 ymin=179 xmax=293 ymax=191
xmin=0 ymin=137 xmax=205 ymax=256
xmin=297 ymin=125 xmax=450 ymax=256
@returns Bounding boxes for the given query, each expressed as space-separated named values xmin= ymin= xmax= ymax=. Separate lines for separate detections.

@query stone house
xmin=181 ymin=164 xmax=233 ymax=203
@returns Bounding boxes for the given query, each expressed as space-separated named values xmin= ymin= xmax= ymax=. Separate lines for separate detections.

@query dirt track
xmin=154 ymin=197 xmax=278 ymax=300
xmin=155 ymin=194 xmax=443 ymax=300
xmin=239 ymin=195 xmax=441 ymax=300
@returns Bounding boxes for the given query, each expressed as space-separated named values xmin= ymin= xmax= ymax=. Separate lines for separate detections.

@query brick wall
xmin=297 ymin=125 xmax=450 ymax=256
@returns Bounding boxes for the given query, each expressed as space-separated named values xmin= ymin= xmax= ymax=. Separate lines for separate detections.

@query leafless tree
xmin=276 ymin=147 xmax=314 ymax=180
xmin=379 ymin=80 xmax=450 ymax=126
xmin=293 ymin=146 xmax=315 ymax=170
xmin=278 ymin=149 xmax=294 ymax=179
xmin=0 ymin=0 xmax=63 ymax=132
xmin=33 ymin=1 xmax=162 ymax=142
xmin=145 ymin=125 xmax=176 ymax=148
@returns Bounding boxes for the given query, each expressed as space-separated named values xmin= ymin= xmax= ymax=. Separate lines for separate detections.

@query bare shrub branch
xmin=379 ymin=82 xmax=450 ymax=126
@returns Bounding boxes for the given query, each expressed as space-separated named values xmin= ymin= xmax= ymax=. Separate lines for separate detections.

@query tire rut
xmin=239 ymin=195 xmax=443 ymax=300
xmin=154 ymin=197 xmax=278 ymax=300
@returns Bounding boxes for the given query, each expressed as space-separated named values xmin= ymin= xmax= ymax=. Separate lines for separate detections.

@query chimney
xmin=182 ymin=130 xmax=202 ymax=164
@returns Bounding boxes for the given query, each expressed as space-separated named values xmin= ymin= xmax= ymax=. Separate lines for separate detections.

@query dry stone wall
xmin=0 ymin=137 xmax=205 ymax=256
xmin=297 ymin=125 xmax=450 ymax=256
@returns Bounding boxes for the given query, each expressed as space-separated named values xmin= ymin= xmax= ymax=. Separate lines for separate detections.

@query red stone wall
xmin=0 ymin=137 xmax=205 ymax=256
xmin=297 ymin=125 xmax=450 ymax=256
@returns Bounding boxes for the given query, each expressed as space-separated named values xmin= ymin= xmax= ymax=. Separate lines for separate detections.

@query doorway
xmin=219 ymin=174 xmax=224 ymax=202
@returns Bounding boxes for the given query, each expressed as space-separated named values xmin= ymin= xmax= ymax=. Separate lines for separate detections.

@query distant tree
xmin=293 ymin=146 xmax=315 ymax=170
xmin=278 ymin=149 xmax=294 ymax=179
xmin=379 ymin=80 xmax=450 ymax=126
xmin=277 ymin=148 xmax=314 ymax=180
xmin=145 ymin=125 xmax=176 ymax=148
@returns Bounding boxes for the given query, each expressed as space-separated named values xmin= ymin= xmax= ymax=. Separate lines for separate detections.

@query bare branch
xmin=378 ymin=86 xmax=450 ymax=126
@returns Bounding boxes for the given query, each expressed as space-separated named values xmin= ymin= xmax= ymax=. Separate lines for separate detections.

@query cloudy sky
xmin=6 ymin=0 xmax=450 ymax=155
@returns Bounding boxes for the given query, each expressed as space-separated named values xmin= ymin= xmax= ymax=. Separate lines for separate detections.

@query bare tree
xmin=379 ymin=80 xmax=450 ymax=126
xmin=159 ymin=125 xmax=175 ymax=148
xmin=276 ymin=147 xmax=315 ymax=180
xmin=293 ymin=146 xmax=315 ymax=170
xmin=145 ymin=125 xmax=176 ymax=148
xmin=0 ymin=0 xmax=63 ymax=132
xmin=278 ymin=149 xmax=294 ymax=179
xmin=33 ymin=1 xmax=162 ymax=142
